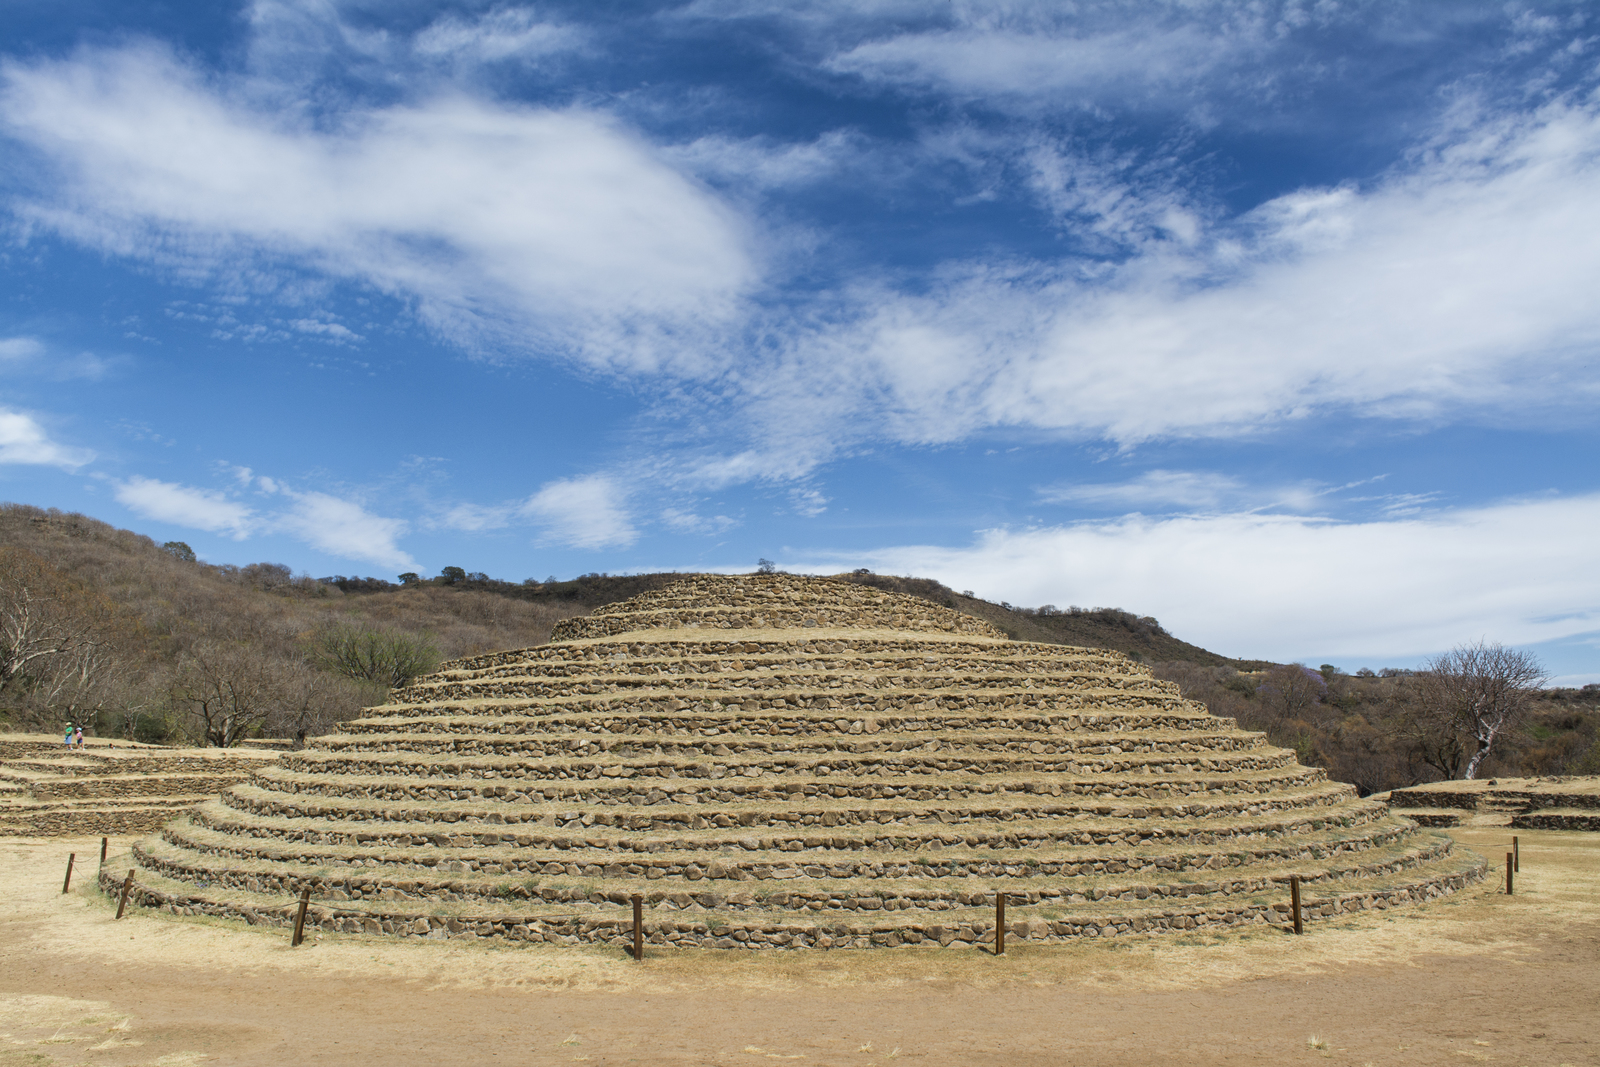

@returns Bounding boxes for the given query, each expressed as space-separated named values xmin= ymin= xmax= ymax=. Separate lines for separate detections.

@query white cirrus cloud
xmin=837 ymin=492 xmax=1600 ymax=663
xmin=113 ymin=475 xmax=254 ymax=537
xmin=1039 ymin=470 xmax=1251 ymax=511
xmin=717 ymin=93 xmax=1600 ymax=471
xmin=661 ymin=506 xmax=738 ymax=535
xmin=412 ymin=7 xmax=586 ymax=64
xmin=0 ymin=408 xmax=95 ymax=469
xmin=519 ymin=474 xmax=637 ymax=549
xmin=0 ymin=43 xmax=755 ymax=376
xmin=112 ymin=470 xmax=415 ymax=568
xmin=826 ymin=22 xmax=1248 ymax=105
xmin=273 ymin=488 xmax=417 ymax=570
xmin=1038 ymin=470 xmax=1333 ymax=513
xmin=0 ymin=337 xmax=46 ymax=362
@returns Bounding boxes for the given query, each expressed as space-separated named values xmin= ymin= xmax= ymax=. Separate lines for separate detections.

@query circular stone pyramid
xmin=111 ymin=574 xmax=1485 ymax=949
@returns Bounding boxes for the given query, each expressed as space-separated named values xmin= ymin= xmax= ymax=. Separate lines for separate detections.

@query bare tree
xmin=1254 ymin=663 xmax=1329 ymax=730
xmin=0 ymin=547 xmax=122 ymax=728
xmin=266 ymin=661 xmax=380 ymax=749
xmin=170 ymin=641 xmax=287 ymax=747
xmin=1411 ymin=640 xmax=1548 ymax=779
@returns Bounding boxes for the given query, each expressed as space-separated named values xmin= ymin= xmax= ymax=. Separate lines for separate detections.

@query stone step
xmin=2 ymin=758 xmax=106 ymax=773
xmin=312 ymin=726 xmax=1262 ymax=759
xmin=415 ymin=654 xmax=1170 ymax=678
xmin=20 ymin=773 xmax=248 ymax=800
xmin=0 ymin=766 xmax=67 ymax=783
xmin=216 ymin=776 xmax=1357 ymax=832
xmin=1511 ymin=807 xmax=1600 ymax=831
xmin=0 ymin=802 xmax=208 ymax=836
xmin=128 ymin=829 xmax=1465 ymax=917
xmin=191 ymin=794 xmax=1389 ymax=853
xmin=1392 ymin=808 xmax=1460 ymax=827
xmin=243 ymin=761 xmax=1328 ymax=808
xmin=343 ymin=707 xmax=1232 ymax=736
xmin=435 ymin=658 xmax=1154 ymax=689
xmin=0 ymin=794 xmax=210 ymax=813
xmin=109 ymin=845 xmax=1488 ymax=947
xmin=555 ymin=607 xmax=999 ymax=640
xmin=276 ymin=744 xmax=1295 ymax=785
xmin=163 ymin=813 xmax=1418 ymax=884
xmin=444 ymin=639 xmax=1141 ymax=677
xmin=401 ymin=673 xmax=1181 ymax=703
xmin=374 ymin=687 xmax=1196 ymax=715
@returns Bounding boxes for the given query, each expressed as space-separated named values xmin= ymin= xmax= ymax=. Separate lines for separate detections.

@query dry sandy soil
xmin=0 ymin=828 xmax=1594 ymax=1067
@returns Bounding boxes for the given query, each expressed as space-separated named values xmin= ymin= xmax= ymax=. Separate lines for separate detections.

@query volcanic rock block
xmin=108 ymin=574 xmax=1486 ymax=947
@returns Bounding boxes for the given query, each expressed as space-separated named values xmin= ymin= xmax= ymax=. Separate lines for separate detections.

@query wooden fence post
xmin=62 ymin=853 xmax=75 ymax=894
xmin=995 ymin=893 xmax=1006 ymax=956
xmin=115 ymin=869 xmax=135 ymax=919
xmin=1290 ymin=875 xmax=1303 ymax=935
xmin=631 ymin=894 xmax=643 ymax=960
xmin=1512 ymin=836 xmax=1519 ymax=873
xmin=99 ymin=837 xmax=108 ymax=867
xmin=1505 ymin=852 xmax=1514 ymax=896
xmin=291 ymin=887 xmax=311 ymax=946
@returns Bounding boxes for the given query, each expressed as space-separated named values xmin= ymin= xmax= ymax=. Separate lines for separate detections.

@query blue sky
xmin=2 ymin=1 xmax=1599 ymax=679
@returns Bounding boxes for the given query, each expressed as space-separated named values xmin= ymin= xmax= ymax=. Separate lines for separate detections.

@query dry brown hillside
xmin=6 ymin=501 xmax=1594 ymax=795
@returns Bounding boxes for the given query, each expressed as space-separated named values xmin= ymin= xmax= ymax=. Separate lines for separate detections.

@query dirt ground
xmin=0 ymin=828 xmax=1594 ymax=1067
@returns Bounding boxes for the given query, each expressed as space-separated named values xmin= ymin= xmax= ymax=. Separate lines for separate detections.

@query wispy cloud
xmin=0 ymin=337 xmax=44 ymax=362
xmin=1041 ymin=470 xmax=1256 ymax=511
xmin=661 ymin=507 xmax=738 ymax=535
xmin=0 ymin=335 xmax=119 ymax=380
xmin=114 ymin=475 xmax=254 ymax=537
xmin=706 ymin=92 xmax=1600 ymax=475
xmin=111 ymin=470 xmax=415 ymax=568
xmin=839 ymin=493 xmax=1600 ymax=661
xmin=519 ymin=474 xmax=638 ymax=549
xmin=412 ymin=7 xmax=586 ymax=65
xmin=826 ymin=19 xmax=1253 ymax=107
xmin=0 ymin=43 xmax=755 ymax=375
xmin=273 ymin=488 xmax=416 ymax=570
xmin=0 ymin=409 xmax=95 ymax=469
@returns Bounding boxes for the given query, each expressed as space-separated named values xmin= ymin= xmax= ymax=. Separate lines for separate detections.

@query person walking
xmin=73 ymin=725 xmax=84 ymax=748
xmin=63 ymin=724 xmax=74 ymax=747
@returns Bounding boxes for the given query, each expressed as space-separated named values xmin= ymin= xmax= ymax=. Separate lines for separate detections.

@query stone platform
xmin=0 ymin=740 xmax=277 ymax=836
xmin=1385 ymin=776 xmax=1600 ymax=831
xmin=105 ymin=574 xmax=1485 ymax=948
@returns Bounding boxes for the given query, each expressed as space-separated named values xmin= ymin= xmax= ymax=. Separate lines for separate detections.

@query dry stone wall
xmin=1385 ymin=775 xmax=1600 ymax=831
xmin=0 ymin=743 xmax=275 ymax=836
xmin=111 ymin=574 xmax=1485 ymax=946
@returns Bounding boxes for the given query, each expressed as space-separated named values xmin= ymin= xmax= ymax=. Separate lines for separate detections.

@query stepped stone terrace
xmin=108 ymin=574 xmax=1485 ymax=949
xmin=0 ymin=739 xmax=276 ymax=836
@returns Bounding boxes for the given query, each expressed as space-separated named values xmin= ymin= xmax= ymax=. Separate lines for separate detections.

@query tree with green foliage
xmin=162 ymin=541 xmax=197 ymax=563
xmin=439 ymin=566 xmax=466 ymax=584
xmin=313 ymin=622 xmax=439 ymax=689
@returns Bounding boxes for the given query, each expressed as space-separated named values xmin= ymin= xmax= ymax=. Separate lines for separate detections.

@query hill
xmin=0 ymin=502 xmax=1259 ymax=745
xmin=4 ymin=500 xmax=1595 ymax=795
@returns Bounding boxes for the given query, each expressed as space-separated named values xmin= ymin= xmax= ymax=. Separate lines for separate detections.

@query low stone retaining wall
xmin=16 ymin=805 xmax=200 ymax=835
xmin=97 ymin=855 xmax=1486 ymax=948
xmin=193 ymin=799 xmax=1388 ymax=852
xmin=37 ymin=775 xmax=254 ymax=800
xmin=443 ymin=638 xmax=1132 ymax=676
xmin=1512 ymin=809 xmax=1600 ymax=831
